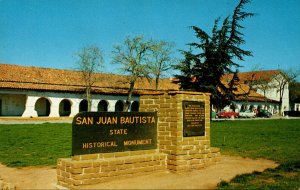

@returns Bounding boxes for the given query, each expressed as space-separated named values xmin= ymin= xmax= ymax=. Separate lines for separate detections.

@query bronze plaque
xmin=182 ymin=101 xmax=205 ymax=137
xmin=72 ymin=112 xmax=157 ymax=156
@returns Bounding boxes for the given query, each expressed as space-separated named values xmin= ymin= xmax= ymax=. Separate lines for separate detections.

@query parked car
xmin=217 ymin=111 xmax=239 ymax=118
xmin=257 ymin=110 xmax=272 ymax=118
xmin=211 ymin=111 xmax=217 ymax=119
xmin=239 ymin=110 xmax=256 ymax=118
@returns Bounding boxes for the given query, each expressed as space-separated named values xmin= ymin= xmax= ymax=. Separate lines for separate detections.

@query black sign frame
xmin=72 ymin=112 xmax=157 ymax=156
xmin=182 ymin=101 xmax=205 ymax=137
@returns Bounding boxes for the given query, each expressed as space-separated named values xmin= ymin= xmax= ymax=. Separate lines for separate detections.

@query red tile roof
xmin=232 ymin=83 xmax=278 ymax=103
xmin=0 ymin=63 xmax=178 ymax=94
xmin=218 ymin=79 xmax=278 ymax=103
xmin=222 ymin=70 xmax=281 ymax=83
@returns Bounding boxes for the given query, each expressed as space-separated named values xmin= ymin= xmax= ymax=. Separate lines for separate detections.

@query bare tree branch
xmin=75 ymin=45 xmax=104 ymax=111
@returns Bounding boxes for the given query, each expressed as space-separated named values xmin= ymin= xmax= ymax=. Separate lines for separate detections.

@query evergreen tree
xmin=175 ymin=0 xmax=254 ymax=110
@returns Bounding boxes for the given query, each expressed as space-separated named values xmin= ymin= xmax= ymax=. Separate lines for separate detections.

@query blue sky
xmin=0 ymin=0 xmax=300 ymax=75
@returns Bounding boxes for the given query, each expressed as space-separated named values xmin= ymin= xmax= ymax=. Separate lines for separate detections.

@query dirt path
xmin=0 ymin=155 xmax=278 ymax=189
xmin=0 ymin=165 xmax=57 ymax=189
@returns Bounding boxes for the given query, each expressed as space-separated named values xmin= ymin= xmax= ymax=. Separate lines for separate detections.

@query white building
xmin=223 ymin=70 xmax=289 ymax=114
xmin=0 ymin=64 xmax=289 ymax=117
xmin=0 ymin=64 xmax=177 ymax=117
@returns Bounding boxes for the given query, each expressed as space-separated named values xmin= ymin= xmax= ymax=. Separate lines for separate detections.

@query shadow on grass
xmin=217 ymin=161 xmax=300 ymax=190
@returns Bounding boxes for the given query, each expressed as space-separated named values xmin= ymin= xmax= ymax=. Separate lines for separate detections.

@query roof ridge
xmin=0 ymin=63 xmax=123 ymax=76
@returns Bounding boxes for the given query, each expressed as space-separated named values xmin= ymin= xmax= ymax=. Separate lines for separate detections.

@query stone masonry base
xmin=57 ymin=148 xmax=220 ymax=189
xmin=57 ymin=150 xmax=167 ymax=189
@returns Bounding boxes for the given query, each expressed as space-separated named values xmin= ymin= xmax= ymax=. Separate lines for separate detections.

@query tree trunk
xmin=86 ymin=87 xmax=92 ymax=111
xmin=155 ymin=76 xmax=159 ymax=90
xmin=279 ymin=86 xmax=284 ymax=116
xmin=279 ymin=97 xmax=283 ymax=116
xmin=124 ymin=81 xmax=135 ymax=112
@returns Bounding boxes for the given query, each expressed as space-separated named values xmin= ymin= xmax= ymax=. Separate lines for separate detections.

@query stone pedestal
xmin=139 ymin=91 xmax=221 ymax=172
xmin=57 ymin=91 xmax=220 ymax=188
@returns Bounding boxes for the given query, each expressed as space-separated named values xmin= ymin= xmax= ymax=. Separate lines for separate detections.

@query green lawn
xmin=0 ymin=123 xmax=71 ymax=167
xmin=211 ymin=119 xmax=300 ymax=189
xmin=211 ymin=119 xmax=300 ymax=163
xmin=0 ymin=119 xmax=299 ymax=189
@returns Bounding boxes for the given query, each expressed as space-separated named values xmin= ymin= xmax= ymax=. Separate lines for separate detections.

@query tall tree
xmin=148 ymin=40 xmax=176 ymax=90
xmin=76 ymin=45 xmax=104 ymax=111
xmin=289 ymin=80 xmax=300 ymax=110
xmin=112 ymin=35 xmax=152 ymax=111
xmin=273 ymin=69 xmax=300 ymax=113
xmin=175 ymin=0 xmax=254 ymax=110
xmin=253 ymin=77 xmax=273 ymax=103
xmin=240 ymin=65 xmax=267 ymax=103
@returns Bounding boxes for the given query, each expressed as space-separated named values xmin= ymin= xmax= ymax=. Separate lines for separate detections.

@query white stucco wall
xmin=0 ymin=89 xmax=140 ymax=117
xmin=295 ymin=103 xmax=300 ymax=111
xmin=255 ymin=73 xmax=289 ymax=112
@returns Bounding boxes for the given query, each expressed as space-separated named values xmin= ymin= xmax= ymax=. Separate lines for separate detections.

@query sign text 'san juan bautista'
xmin=72 ymin=112 xmax=157 ymax=156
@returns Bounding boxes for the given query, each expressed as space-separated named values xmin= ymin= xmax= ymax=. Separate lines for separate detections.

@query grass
xmin=0 ymin=119 xmax=299 ymax=189
xmin=218 ymin=162 xmax=300 ymax=190
xmin=211 ymin=119 xmax=300 ymax=163
xmin=0 ymin=123 xmax=71 ymax=167
xmin=211 ymin=119 xmax=300 ymax=189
